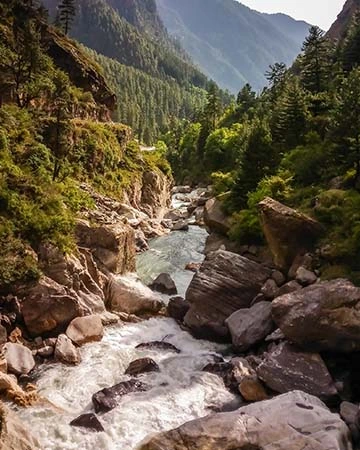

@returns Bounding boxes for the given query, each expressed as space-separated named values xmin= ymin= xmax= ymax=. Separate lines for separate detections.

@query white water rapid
xmin=12 ymin=195 xmax=236 ymax=450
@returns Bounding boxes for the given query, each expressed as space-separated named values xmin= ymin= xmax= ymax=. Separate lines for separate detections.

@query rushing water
xmin=13 ymin=198 xmax=236 ymax=450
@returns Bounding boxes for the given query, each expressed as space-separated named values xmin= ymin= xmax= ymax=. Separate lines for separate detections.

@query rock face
xmin=92 ymin=379 xmax=148 ymax=413
xmin=139 ymin=391 xmax=352 ymax=450
xmin=66 ymin=315 xmax=104 ymax=346
xmin=258 ymin=197 xmax=322 ymax=270
xmin=139 ymin=170 xmax=172 ymax=219
xmin=105 ymin=275 xmax=164 ymax=315
xmin=21 ymin=276 xmax=81 ymax=337
xmin=54 ymin=334 xmax=81 ymax=365
xmin=203 ymin=198 xmax=230 ymax=235
xmin=272 ymin=279 xmax=360 ymax=352
xmin=0 ymin=402 xmax=42 ymax=450
xmin=226 ymin=302 xmax=275 ymax=352
xmin=76 ymin=220 xmax=136 ymax=274
xmin=4 ymin=343 xmax=35 ymax=376
xmin=327 ymin=0 xmax=360 ymax=40
xmin=149 ymin=273 xmax=177 ymax=295
xmin=257 ymin=342 xmax=338 ymax=402
xmin=125 ymin=358 xmax=160 ymax=376
xmin=184 ymin=250 xmax=271 ymax=340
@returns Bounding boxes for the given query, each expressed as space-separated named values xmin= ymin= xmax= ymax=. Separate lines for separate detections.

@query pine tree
xmin=341 ymin=11 xmax=360 ymax=73
xmin=300 ymin=26 xmax=332 ymax=94
xmin=236 ymin=83 xmax=257 ymax=117
xmin=58 ymin=0 xmax=76 ymax=35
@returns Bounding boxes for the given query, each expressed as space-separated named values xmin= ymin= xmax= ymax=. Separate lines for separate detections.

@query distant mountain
xmin=327 ymin=0 xmax=360 ymax=40
xmin=156 ymin=0 xmax=311 ymax=93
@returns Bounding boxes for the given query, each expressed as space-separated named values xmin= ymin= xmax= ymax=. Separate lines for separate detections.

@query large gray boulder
xmin=258 ymin=197 xmax=322 ymax=270
xmin=257 ymin=342 xmax=338 ymax=402
xmin=4 ymin=343 xmax=35 ymax=376
xmin=272 ymin=279 xmax=360 ymax=352
xmin=226 ymin=301 xmax=275 ymax=352
xmin=184 ymin=250 xmax=271 ymax=340
xmin=54 ymin=334 xmax=81 ymax=365
xmin=139 ymin=391 xmax=352 ymax=450
xmin=66 ymin=315 xmax=104 ymax=346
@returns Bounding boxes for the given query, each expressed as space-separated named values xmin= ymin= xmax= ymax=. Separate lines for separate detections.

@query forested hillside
xmin=42 ymin=0 xmax=216 ymax=143
xmin=167 ymin=17 xmax=360 ymax=281
xmin=156 ymin=0 xmax=311 ymax=92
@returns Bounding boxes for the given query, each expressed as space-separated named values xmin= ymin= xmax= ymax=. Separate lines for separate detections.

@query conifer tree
xmin=341 ymin=11 xmax=360 ymax=73
xmin=58 ymin=0 xmax=76 ymax=35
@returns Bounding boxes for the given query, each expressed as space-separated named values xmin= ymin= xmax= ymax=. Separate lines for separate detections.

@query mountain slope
xmin=327 ymin=0 xmax=360 ymax=39
xmin=156 ymin=0 xmax=311 ymax=92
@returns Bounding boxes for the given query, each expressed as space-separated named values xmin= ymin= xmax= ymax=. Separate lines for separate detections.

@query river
xmin=12 ymin=198 xmax=236 ymax=450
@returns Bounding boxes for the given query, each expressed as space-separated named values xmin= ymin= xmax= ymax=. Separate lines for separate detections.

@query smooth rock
xmin=276 ymin=279 xmax=302 ymax=296
xmin=54 ymin=334 xmax=81 ymax=365
xmin=21 ymin=276 xmax=81 ymax=337
xmin=105 ymin=275 xmax=164 ymax=316
xmin=70 ymin=413 xmax=105 ymax=432
xmin=149 ymin=273 xmax=177 ymax=295
xmin=295 ymin=266 xmax=318 ymax=286
xmin=203 ymin=198 xmax=230 ymax=235
xmin=184 ymin=250 xmax=271 ymax=341
xmin=66 ymin=315 xmax=104 ymax=346
xmin=341 ymin=402 xmax=360 ymax=443
xmin=271 ymin=270 xmax=286 ymax=286
xmin=232 ymin=358 xmax=268 ymax=402
xmin=172 ymin=220 xmax=189 ymax=231
xmin=257 ymin=342 xmax=338 ymax=402
xmin=4 ymin=343 xmax=35 ymax=376
xmin=261 ymin=278 xmax=279 ymax=299
xmin=226 ymin=302 xmax=275 ymax=352
xmin=258 ymin=197 xmax=322 ymax=270
xmin=167 ymin=297 xmax=190 ymax=322
xmin=135 ymin=341 xmax=181 ymax=353
xmin=36 ymin=345 xmax=54 ymax=358
xmin=272 ymin=279 xmax=360 ymax=352
xmin=139 ymin=391 xmax=352 ymax=450
xmin=125 ymin=358 xmax=160 ymax=376
xmin=92 ymin=379 xmax=148 ymax=413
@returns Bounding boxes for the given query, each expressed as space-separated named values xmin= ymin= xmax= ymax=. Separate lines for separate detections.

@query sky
xmin=239 ymin=0 xmax=346 ymax=30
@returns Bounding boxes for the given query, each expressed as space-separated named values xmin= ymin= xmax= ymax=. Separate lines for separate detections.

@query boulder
xmin=202 ymin=361 xmax=239 ymax=393
xmin=167 ymin=297 xmax=190 ymax=322
xmin=184 ymin=262 xmax=201 ymax=272
xmin=37 ymin=345 xmax=54 ymax=358
xmin=172 ymin=220 xmax=189 ymax=231
xmin=149 ymin=273 xmax=177 ymax=295
xmin=21 ymin=276 xmax=81 ymax=337
xmin=271 ymin=270 xmax=286 ymax=286
xmin=272 ymin=279 xmax=360 ymax=352
xmin=125 ymin=358 xmax=160 ymax=376
xmin=54 ymin=334 xmax=81 ymax=365
xmin=135 ymin=341 xmax=180 ymax=353
xmin=225 ymin=302 xmax=275 ymax=352
xmin=258 ymin=197 xmax=322 ymax=270
xmin=76 ymin=220 xmax=136 ymax=274
xmin=276 ymin=280 xmax=302 ymax=296
xmin=257 ymin=342 xmax=338 ymax=402
xmin=204 ymin=198 xmax=230 ymax=235
xmin=340 ymin=402 xmax=360 ymax=443
xmin=295 ymin=266 xmax=318 ymax=286
xmin=66 ymin=315 xmax=104 ymax=346
xmin=260 ymin=278 xmax=279 ymax=299
xmin=0 ymin=402 xmax=42 ymax=450
xmin=172 ymin=186 xmax=192 ymax=194
xmin=105 ymin=275 xmax=164 ymax=316
xmin=70 ymin=413 xmax=104 ymax=432
xmin=232 ymin=358 xmax=268 ymax=402
xmin=140 ymin=170 xmax=172 ymax=219
xmin=4 ymin=343 xmax=35 ymax=376
xmin=139 ymin=391 xmax=352 ymax=450
xmin=184 ymin=250 xmax=271 ymax=341
xmin=92 ymin=379 xmax=148 ymax=413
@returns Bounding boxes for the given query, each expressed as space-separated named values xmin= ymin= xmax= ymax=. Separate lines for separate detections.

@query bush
xmin=211 ymin=171 xmax=235 ymax=196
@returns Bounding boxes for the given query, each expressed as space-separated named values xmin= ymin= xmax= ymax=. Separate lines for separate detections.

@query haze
xmin=240 ymin=0 xmax=345 ymax=30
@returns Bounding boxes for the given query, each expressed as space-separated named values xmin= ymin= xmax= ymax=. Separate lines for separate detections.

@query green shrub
xmin=211 ymin=171 xmax=235 ymax=196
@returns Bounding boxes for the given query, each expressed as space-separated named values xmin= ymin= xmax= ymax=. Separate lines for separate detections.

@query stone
xmin=167 ymin=297 xmax=190 ymax=322
xmin=4 ymin=343 xmax=35 ymax=376
xmin=125 ymin=358 xmax=160 ymax=376
xmin=288 ymin=253 xmax=314 ymax=279
xmin=340 ymin=402 xmax=360 ymax=443
xmin=226 ymin=302 xmax=275 ymax=352
xmin=54 ymin=334 xmax=81 ymax=365
xmin=203 ymin=198 xmax=230 ymax=235
xmin=260 ymin=278 xmax=279 ymax=299
xmin=184 ymin=250 xmax=271 ymax=341
xmin=21 ymin=276 xmax=81 ymax=337
xmin=139 ymin=391 xmax=352 ymax=450
xmin=149 ymin=273 xmax=178 ymax=295
xmin=105 ymin=275 xmax=164 ymax=316
xmin=295 ymin=266 xmax=318 ymax=286
xmin=202 ymin=361 xmax=238 ymax=393
xmin=70 ymin=413 xmax=105 ymax=432
xmin=185 ymin=262 xmax=201 ymax=272
xmin=271 ymin=270 xmax=286 ymax=286
xmin=257 ymin=342 xmax=338 ymax=402
xmin=0 ymin=324 xmax=7 ymax=345
xmin=265 ymin=328 xmax=285 ymax=342
xmin=164 ymin=209 xmax=188 ymax=221
xmin=0 ymin=402 xmax=42 ymax=450
xmin=172 ymin=220 xmax=189 ymax=231
xmin=276 ymin=279 xmax=302 ymax=296
xmin=232 ymin=358 xmax=268 ymax=402
xmin=272 ymin=279 xmax=360 ymax=352
xmin=258 ymin=197 xmax=323 ymax=270
xmin=36 ymin=345 xmax=54 ymax=358
xmin=66 ymin=315 xmax=104 ymax=346
xmin=76 ymin=220 xmax=136 ymax=274
xmin=135 ymin=341 xmax=181 ymax=353
xmin=92 ymin=379 xmax=148 ymax=413
xmin=172 ymin=186 xmax=192 ymax=194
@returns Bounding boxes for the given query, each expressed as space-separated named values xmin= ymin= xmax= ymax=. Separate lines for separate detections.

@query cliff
xmin=327 ymin=0 xmax=360 ymax=39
